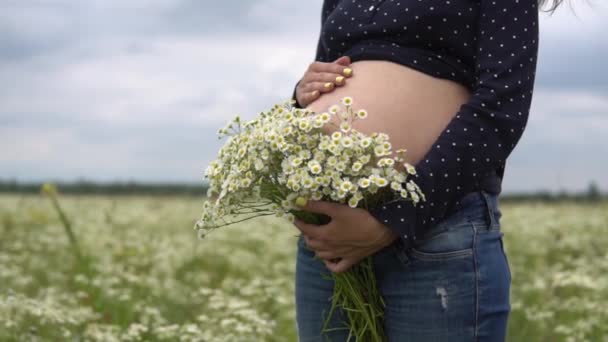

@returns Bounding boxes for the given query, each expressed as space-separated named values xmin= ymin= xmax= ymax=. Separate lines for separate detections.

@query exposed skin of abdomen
xmin=305 ymin=60 xmax=471 ymax=171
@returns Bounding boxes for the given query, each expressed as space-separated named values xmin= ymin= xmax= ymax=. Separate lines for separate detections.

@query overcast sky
xmin=1 ymin=0 xmax=606 ymax=193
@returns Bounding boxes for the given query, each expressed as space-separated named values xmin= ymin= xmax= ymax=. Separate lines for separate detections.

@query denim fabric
xmin=294 ymin=190 xmax=511 ymax=342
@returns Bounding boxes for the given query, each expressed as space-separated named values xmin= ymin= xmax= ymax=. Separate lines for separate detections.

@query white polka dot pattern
xmin=292 ymin=0 xmax=539 ymax=250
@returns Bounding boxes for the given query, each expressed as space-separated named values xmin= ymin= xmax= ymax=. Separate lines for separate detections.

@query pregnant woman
xmin=289 ymin=0 xmax=560 ymax=341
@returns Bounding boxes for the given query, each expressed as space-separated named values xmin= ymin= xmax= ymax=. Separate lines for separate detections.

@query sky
xmin=0 ymin=0 xmax=606 ymax=193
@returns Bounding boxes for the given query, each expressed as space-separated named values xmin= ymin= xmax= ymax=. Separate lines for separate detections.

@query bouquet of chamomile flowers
xmin=195 ymin=96 xmax=425 ymax=341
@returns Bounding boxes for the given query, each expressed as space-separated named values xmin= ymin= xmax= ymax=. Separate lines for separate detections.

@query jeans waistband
xmin=459 ymin=190 xmax=501 ymax=230
xmin=426 ymin=190 xmax=501 ymax=237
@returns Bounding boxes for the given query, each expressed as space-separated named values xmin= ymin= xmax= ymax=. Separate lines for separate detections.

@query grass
xmin=0 ymin=194 xmax=606 ymax=341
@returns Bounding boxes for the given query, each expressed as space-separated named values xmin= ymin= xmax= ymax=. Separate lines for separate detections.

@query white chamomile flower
xmin=400 ymin=190 xmax=409 ymax=199
xmin=319 ymin=112 xmax=331 ymax=123
xmin=329 ymin=105 xmax=340 ymax=114
xmin=356 ymin=109 xmax=368 ymax=119
xmin=321 ymin=176 xmax=331 ymax=186
xmin=404 ymin=162 xmax=417 ymax=175
xmin=325 ymin=145 xmax=335 ymax=156
xmin=335 ymin=161 xmax=347 ymax=172
xmin=240 ymin=178 xmax=252 ymax=187
xmin=377 ymin=157 xmax=395 ymax=167
xmin=358 ymin=178 xmax=371 ymax=188
xmin=340 ymin=121 xmax=351 ymax=133
xmin=299 ymin=149 xmax=312 ymax=159
xmin=406 ymin=181 xmax=416 ymax=191
xmin=308 ymin=160 xmax=322 ymax=174
xmin=331 ymin=131 xmax=342 ymax=141
xmin=254 ymin=159 xmax=264 ymax=171
xmin=314 ymin=151 xmax=326 ymax=162
xmin=291 ymin=157 xmax=303 ymax=167
xmin=313 ymin=117 xmax=324 ymax=128
xmin=360 ymin=137 xmax=372 ymax=148
xmin=341 ymin=96 xmax=353 ymax=106
xmin=352 ymin=161 xmax=363 ymax=172
xmin=374 ymin=145 xmax=385 ymax=157
xmin=302 ymin=177 xmax=314 ymax=188
xmin=312 ymin=191 xmax=323 ymax=200
xmin=411 ymin=192 xmax=420 ymax=203
xmin=340 ymin=180 xmax=354 ymax=193
xmin=341 ymin=136 xmax=353 ymax=148
xmin=299 ymin=119 xmax=311 ymax=131
xmin=390 ymin=181 xmax=403 ymax=191
xmin=348 ymin=196 xmax=360 ymax=208
xmin=238 ymin=147 xmax=246 ymax=158
xmin=374 ymin=177 xmax=388 ymax=187
xmin=267 ymin=132 xmax=277 ymax=142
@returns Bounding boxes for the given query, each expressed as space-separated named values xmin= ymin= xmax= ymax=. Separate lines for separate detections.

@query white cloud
xmin=0 ymin=0 xmax=606 ymax=191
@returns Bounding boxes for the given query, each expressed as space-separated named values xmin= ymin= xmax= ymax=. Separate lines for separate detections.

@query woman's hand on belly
xmin=292 ymin=199 xmax=399 ymax=273
xmin=306 ymin=60 xmax=471 ymax=167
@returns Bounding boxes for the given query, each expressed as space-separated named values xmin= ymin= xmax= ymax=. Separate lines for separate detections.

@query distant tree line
xmin=0 ymin=179 xmax=605 ymax=202
xmin=0 ymin=179 xmax=208 ymax=196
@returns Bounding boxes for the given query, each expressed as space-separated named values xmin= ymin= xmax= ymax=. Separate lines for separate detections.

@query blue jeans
xmin=295 ymin=190 xmax=511 ymax=341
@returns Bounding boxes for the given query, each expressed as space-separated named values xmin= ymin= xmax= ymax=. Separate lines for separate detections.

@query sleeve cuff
xmin=367 ymin=199 xmax=418 ymax=252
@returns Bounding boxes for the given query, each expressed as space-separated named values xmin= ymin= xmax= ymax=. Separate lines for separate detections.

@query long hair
xmin=538 ymin=0 xmax=566 ymax=13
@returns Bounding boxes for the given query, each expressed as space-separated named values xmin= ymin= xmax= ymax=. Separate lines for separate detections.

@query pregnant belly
xmin=305 ymin=60 xmax=471 ymax=168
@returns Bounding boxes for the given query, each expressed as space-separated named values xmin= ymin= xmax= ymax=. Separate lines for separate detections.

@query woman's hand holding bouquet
xmin=195 ymin=96 xmax=425 ymax=341
xmin=293 ymin=199 xmax=399 ymax=273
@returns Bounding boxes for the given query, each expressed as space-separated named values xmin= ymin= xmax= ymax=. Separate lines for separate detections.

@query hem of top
xmin=342 ymin=42 xmax=475 ymax=90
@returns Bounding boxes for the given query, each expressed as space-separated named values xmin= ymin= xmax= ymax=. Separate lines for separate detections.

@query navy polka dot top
xmin=291 ymin=0 xmax=539 ymax=250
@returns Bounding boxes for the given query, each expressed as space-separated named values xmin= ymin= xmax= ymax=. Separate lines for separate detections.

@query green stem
xmin=47 ymin=193 xmax=83 ymax=261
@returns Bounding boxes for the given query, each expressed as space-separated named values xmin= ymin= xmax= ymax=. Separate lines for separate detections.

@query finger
xmin=315 ymin=250 xmax=341 ymax=260
xmin=293 ymin=218 xmax=325 ymax=240
xmin=321 ymin=258 xmax=337 ymax=270
xmin=298 ymin=89 xmax=320 ymax=105
xmin=305 ymin=80 xmax=338 ymax=93
xmin=334 ymin=55 xmax=351 ymax=66
xmin=299 ymin=199 xmax=343 ymax=218
xmin=304 ymin=72 xmax=347 ymax=87
xmin=325 ymin=257 xmax=358 ymax=274
xmin=309 ymin=61 xmax=353 ymax=77
xmin=298 ymin=81 xmax=331 ymax=95
xmin=304 ymin=234 xmax=332 ymax=252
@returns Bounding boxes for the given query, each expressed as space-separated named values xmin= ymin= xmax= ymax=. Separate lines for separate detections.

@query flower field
xmin=0 ymin=194 xmax=606 ymax=341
